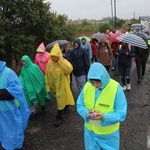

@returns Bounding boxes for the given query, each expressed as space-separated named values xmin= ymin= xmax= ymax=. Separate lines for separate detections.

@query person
xmin=19 ymin=55 xmax=50 ymax=115
xmin=134 ymin=46 xmax=149 ymax=83
xmin=116 ymin=42 xmax=135 ymax=91
xmin=34 ymin=42 xmax=49 ymax=74
xmin=90 ymin=38 xmax=98 ymax=63
xmin=110 ymin=42 xmax=119 ymax=75
xmin=62 ymin=43 xmax=73 ymax=83
xmin=96 ymin=38 xmax=113 ymax=72
xmin=68 ymin=38 xmax=90 ymax=91
xmin=81 ymin=37 xmax=93 ymax=63
xmin=0 ymin=60 xmax=31 ymax=150
xmin=45 ymin=43 xmax=75 ymax=127
xmin=76 ymin=62 xmax=127 ymax=150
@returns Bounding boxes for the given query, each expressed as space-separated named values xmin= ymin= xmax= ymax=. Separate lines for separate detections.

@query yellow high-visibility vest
xmin=84 ymin=79 xmax=120 ymax=135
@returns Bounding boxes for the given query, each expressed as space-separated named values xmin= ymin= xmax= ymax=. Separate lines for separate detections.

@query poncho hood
xmin=87 ymin=62 xmax=110 ymax=89
xmin=50 ymin=43 xmax=62 ymax=57
xmin=73 ymin=38 xmax=81 ymax=48
xmin=36 ymin=42 xmax=46 ymax=53
xmin=21 ymin=55 xmax=33 ymax=66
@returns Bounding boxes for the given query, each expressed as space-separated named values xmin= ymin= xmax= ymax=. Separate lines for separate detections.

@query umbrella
xmin=143 ymin=29 xmax=150 ymax=35
xmin=107 ymin=33 xmax=122 ymax=43
xmin=78 ymin=36 xmax=91 ymax=42
xmin=91 ymin=33 xmax=108 ymax=42
xmin=135 ymin=32 xmax=150 ymax=40
xmin=136 ymin=32 xmax=150 ymax=46
xmin=116 ymin=34 xmax=148 ymax=49
xmin=46 ymin=40 xmax=70 ymax=51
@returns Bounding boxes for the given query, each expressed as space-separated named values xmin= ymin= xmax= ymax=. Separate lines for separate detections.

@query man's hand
xmin=87 ymin=110 xmax=104 ymax=120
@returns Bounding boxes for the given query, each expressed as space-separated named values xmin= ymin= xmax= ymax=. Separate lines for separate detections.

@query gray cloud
xmin=46 ymin=0 xmax=150 ymax=20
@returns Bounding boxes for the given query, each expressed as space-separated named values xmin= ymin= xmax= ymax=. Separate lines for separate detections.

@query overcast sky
xmin=45 ymin=0 xmax=150 ymax=20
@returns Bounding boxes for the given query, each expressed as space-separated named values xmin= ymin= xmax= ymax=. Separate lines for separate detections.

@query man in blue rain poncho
xmin=0 ymin=60 xmax=31 ymax=150
xmin=77 ymin=62 xmax=127 ymax=150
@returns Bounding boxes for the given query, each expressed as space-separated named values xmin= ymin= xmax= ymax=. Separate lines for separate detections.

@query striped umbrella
xmin=116 ymin=33 xmax=148 ymax=49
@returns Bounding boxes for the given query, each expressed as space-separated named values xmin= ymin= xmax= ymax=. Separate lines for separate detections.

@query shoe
xmin=112 ymin=67 xmax=115 ymax=71
xmin=64 ymin=106 xmax=70 ymax=114
xmin=41 ymin=106 xmax=45 ymax=111
xmin=126 ymin=84 xmax=131 ymax=90
xmin=137 ymin=79 xmax=141 ymax=83
xmin=53 ymin=118 xmax=62 ymax=127
xmin=123 ymin=86 xmax=126 ymax=91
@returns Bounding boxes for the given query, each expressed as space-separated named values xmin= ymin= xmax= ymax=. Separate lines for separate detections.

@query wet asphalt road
xmin=1 ymin=57 xmax=150 ymax=150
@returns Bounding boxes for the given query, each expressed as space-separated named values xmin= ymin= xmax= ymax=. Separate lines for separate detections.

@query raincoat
xmin=19 ymin=55 xmax=50 ymax=107
xmin=45 ymin=43 xmax=75 ymax=110
xmin=76 ymin=62 xmax=127 ymax=150
xmin=0 ymin=61 xmax=31 ymax=149
xmin=35 ymin=42 xmax=49 ymax=74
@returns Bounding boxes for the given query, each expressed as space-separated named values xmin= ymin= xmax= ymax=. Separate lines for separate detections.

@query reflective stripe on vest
xmin=84 ymin=79 xmax=120 ymax=135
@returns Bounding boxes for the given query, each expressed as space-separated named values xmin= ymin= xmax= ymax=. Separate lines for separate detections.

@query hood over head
xmin=21 ymin=55 xmax=33 ymax=66
xmin=73 ymin=38 xmax=81 ymax=48
xmin=81 ymin=37 xmax=86 ymax=41
xmin=37 ymin=42 xmax=45 ymax=52
xmin=87 ymin=62 xmax=110 ymax=89
xmin=50 ymin=43 xmax=62 ymax=57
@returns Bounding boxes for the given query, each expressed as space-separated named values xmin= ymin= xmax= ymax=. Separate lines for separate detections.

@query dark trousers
xmin=56 ymin=110 xmax=64 ymax=119
xmin=91 ymin=55 xmax=97 ymax=63
xmin=136 ymin=60 xmax=146 ymax=79
xmin=119 ymin=65 xmax=131 ymax=86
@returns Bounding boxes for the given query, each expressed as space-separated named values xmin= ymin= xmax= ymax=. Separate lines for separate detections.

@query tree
xmin=98 ymin=22 xmax=111 ymax=33
xmin=0 ymin=0 xmax=76 ymax=67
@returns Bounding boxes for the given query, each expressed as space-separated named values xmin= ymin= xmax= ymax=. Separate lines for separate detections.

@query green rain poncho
xmin=45 ymin=43 xmax=75 ymax=110
xmin=19 ymin=55 xmax=50 ymax=106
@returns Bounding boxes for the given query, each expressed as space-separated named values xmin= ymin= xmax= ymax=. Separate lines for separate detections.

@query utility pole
xmin=114 ymin=0 xmax=116 ymax=30
xmin=111 ymin=0 xmax=114 ymax=28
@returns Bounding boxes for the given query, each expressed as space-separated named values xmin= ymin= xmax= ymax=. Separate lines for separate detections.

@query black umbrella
xmin=143 ymin=29 xmax=150 ymax=35
xmin=46 ymin=40 xmax=70 ymax=51
xmin=135 ymin=32 xmax=150 ymax=41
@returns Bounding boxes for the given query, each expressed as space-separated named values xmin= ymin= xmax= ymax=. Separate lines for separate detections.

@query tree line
xmin=0 ymin=0 xmax=140 ymax=68
xmin=0 ymin=0 xmax=76 ymax=66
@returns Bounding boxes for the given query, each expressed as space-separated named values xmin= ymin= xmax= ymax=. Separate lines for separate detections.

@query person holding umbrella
xmin=116 ymin=42 xmax=135 ymax=91
xmin=90 ymin=38 xmax=98 ymax=63
xmin=96 ymin=38 xmax=113 ymax=72
xmin=134 ymin=33 xmax=150 ymax=83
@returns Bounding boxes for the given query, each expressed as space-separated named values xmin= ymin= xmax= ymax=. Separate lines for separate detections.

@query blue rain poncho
xmin=76 ymin=62 xmax=127 ymax=150
xmin=0 ymin=61 xmax=31 ymax=149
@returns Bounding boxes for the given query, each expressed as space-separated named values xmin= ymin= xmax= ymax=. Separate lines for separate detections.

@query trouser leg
xmin=121 ymin=77 xmax=126 ymax=86
xmin=54 ymin=109 xmax=64 ymax=127
xmin=56 ymin=110 xmax=64 ymax=119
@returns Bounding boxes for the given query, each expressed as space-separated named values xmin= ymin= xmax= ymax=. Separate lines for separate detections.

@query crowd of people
xmin=0 ymin=29 xmax=149 ymax=150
